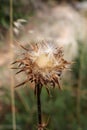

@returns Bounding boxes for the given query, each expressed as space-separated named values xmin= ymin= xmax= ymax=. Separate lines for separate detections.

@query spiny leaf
xmin=11 ymin=67 xmax=19 ymax=69
xmin=16 ymin=69 xmax=24 ymax=74
xmin=46 ymin=86 xmax=50 ymax=96
xmin=20 ymin=44 xmax=29 ymax=51
xmin=53 ymin=77 xmax=62 ymax=90
xmin=15 ymin=79 xmax=29 ymax=88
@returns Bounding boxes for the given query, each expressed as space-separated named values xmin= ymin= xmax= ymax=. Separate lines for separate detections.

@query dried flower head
xmin=12 ymin=40 xmax=70 ymax=94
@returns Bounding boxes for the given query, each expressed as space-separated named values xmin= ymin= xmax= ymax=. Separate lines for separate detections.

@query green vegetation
xmin=1 ymin=42 xmax=87 ymax=130
xmin=0 ymin=0 xmax=34 ymax=40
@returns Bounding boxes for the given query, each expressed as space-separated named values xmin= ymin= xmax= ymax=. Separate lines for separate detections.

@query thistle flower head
xmin=12 ymin=40 xmax=70 ymax=93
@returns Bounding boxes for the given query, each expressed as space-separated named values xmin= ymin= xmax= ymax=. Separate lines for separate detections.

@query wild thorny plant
xmin=12 ymin=40 xmax=70 ymax=130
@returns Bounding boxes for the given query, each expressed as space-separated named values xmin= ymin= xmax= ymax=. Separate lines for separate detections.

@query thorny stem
xmin=36 ymin=83 xmax=43 ymax=130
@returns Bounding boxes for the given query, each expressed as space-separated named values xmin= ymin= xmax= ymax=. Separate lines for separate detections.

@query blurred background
xmin=0 ymin=0 xmax=87 ymax=130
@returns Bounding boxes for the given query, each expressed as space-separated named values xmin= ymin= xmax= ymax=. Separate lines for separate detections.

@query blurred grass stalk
xmin=10 ymin=0 xmax=16 ymax=130
xmin=76 ymin=41 xmax=87 ymax=130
